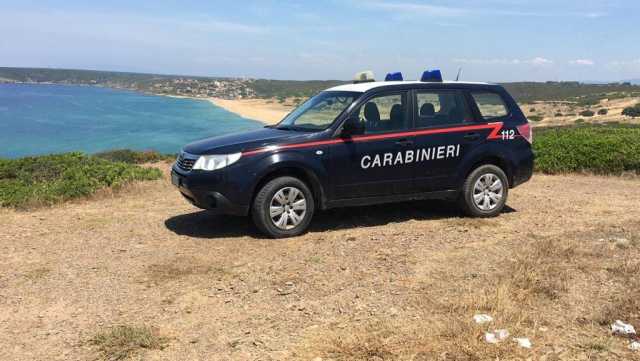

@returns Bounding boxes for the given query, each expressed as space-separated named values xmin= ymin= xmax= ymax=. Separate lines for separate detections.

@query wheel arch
xmin=250 ymin=164 xmax=327 ymax=211
xmin=460 ymin=154 xmax=514 ymax=188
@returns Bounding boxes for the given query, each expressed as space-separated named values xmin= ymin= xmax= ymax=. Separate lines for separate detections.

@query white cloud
xmin=609 ymin=59 xmax=640 ymax=67
xmin=569 ymin=59 xmax=595 ymax=66
xmin=360 ymin=1 xmax=606 ymax=18
xmin=369 ymin=2 xmax=467 ymax=17
xmin=453 ymin=57 xmax=553 ymax=66
xmin=529 ymin=57 xmax=553 ymax=66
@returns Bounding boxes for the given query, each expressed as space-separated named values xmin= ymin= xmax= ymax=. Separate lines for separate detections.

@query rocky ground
xmin=1 ymin=164 xmax=639 ymax=360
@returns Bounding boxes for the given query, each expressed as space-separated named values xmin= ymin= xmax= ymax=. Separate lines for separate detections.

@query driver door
xmin=328 ymin=91 xmax=415 ymax=199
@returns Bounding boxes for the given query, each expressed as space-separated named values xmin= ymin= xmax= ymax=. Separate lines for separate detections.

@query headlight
xmin=192 ymin=153 xmax=242 ymax=171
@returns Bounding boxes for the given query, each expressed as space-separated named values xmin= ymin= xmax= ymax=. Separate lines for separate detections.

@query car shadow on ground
xmin=164 ymin=201 xmax=517 ymax=240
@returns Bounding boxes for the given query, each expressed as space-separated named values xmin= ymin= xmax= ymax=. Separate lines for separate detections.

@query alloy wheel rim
xmin=269 ymin=187 xmax=307 ymax=230
xmin=472 ymin=173 xmax=503 ymax=211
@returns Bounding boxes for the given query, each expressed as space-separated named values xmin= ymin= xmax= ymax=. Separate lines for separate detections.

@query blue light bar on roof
xmin=385 ymin=72 xmax=403 ymax=81
xmin=420 ymin=69 xmax=443 ymax=82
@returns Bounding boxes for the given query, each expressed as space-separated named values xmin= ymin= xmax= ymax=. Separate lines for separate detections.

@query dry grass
xmin=2 ymin=173 xmax=640 ymax=360
xmin=144 ymin=259 xmax=230 ymax=285
xmin=300 ymin=232 xmax=640 ymax=360
xmin=89 ymin=325 xmax=166 ymax=360
xmin=22 ymin=267 xmax=50 ymax=281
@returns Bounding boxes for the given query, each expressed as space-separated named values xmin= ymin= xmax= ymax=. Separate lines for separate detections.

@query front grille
xmin=176 ymin=152 xmax=197 ymax=171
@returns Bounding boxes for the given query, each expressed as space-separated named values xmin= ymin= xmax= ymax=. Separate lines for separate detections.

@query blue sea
xmin=0 ymin=84 xmax=263 ymax=158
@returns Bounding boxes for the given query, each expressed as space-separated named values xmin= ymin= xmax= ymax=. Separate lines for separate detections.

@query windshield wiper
xmin=275 ymin=125 xmax=298 ymax=131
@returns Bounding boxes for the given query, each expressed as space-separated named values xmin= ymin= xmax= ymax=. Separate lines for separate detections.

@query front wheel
xmin=459 ymin=164 xmax=508 ymax=217
xmin=251 ymin=176 xmax=315 ymax=238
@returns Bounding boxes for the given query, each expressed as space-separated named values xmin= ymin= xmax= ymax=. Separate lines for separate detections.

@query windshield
xmin=276 ymin=91 xmax=361 ymax=131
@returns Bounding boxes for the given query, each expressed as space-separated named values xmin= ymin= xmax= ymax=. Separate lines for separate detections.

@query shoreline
xmin=159 ymin=93 xmax=293 ymax=125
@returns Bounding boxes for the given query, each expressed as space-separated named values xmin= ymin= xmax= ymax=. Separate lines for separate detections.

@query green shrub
xmin=533 ymin=125 xmax=640 ymax=174
xmin=529 ymin=115 xmax=544 ymax=122
xmin=579 ymin=110 xmax=595 ymax=117
xmin=554 ymin=112 xmax=563 ymax=117
xmin=597 ymin=108 xmax=609 ymax=115
xmin=622 ymin=104 xmax=640 ymax=117
xmin=0 ymin=152 xmax=162 ymax=208
xmin=94 ymin=149 xmax=174 ymax=164
xmin=529 ymin=108 xmax=536 ymax=112
xmin=575 ymin=118 xmax=585 ymax=124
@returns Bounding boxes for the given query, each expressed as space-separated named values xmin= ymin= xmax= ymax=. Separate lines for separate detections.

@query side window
xmin=471 ymin=92 xmax=509 ymax=119
xmin=357 ymin=93 xmax=408 ymax=134
xmin=415 ymin=91 xmax=473 ymax=128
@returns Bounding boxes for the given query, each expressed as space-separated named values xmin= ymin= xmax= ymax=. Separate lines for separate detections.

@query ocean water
xmin=0 ymin=84 xmax=264 ymax=158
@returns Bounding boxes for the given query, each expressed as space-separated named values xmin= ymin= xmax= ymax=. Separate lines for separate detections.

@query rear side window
xmin=415 ymin=91 xmax=473 ymax=128
xmin=471 ymin=92 xmax=509 ymax=119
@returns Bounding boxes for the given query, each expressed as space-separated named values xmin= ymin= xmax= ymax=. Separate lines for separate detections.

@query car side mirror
xmin=341 ymin=116 xmax=364 ymax=136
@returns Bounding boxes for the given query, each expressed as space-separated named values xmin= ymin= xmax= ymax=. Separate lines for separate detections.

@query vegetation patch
xmin=534 ymin=125 xmax=640 ymax=174
xmin=622 ymin=103 xmax=640 ymax=118
xmin=579 ymin=110 xmax=595 ymax=117
xmin=528 ymin=115 xmax=543 ymax=122
xmin=0 ymin=152 xmax=161 ymax=208
xmin=90 ymin=325 xmax=166 ymax=361
xmin=94 ymin=149 xmax=174 ymax=164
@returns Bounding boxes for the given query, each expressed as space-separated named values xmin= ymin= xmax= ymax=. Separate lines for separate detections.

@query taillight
xmin=517 ymin=123 xmax=533 ymax=144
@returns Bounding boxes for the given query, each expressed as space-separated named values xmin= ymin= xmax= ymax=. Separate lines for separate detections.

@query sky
xmin=1 ymin=0 xmax=639 ymax=82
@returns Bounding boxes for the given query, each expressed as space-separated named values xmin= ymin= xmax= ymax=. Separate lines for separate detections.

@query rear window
xmin=471 ymin=92 xmax=509 ymax=119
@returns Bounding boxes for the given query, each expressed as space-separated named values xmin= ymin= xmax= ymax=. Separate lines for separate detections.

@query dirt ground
xmin=522 ymin=97 xmax=640 ymax=127
xmin=1 ymin=165 xmax=639 ymax=360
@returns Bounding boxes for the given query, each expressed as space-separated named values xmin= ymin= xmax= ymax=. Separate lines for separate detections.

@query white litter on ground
xmin=612 ymin=320 xmax=636 ymax=335
xmin=513 ymin=337 xmax=532 ymax=349
xmin=630 ymin=341 xmax=640 ymax=351
xmin=473 ymin=314 xmax=493 ymax=324
xmin=485 ymin=329 xmax=510 ymax=344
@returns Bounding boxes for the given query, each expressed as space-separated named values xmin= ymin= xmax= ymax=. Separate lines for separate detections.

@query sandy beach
xmin=209 ymin=98 xmax=294 ymax=125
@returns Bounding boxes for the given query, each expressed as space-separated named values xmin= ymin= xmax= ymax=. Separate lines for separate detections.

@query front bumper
xmin=171 ymin=167 xmax=249 ymax=216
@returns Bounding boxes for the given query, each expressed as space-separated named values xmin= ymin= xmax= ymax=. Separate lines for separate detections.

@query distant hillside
xmin=501 ymin=81 xmax=640 ymax=103
xmin=2 ymin=67 xmax=640 ymax=103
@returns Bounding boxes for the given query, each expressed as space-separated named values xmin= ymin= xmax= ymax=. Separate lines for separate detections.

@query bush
xmin=529 ymin=115 xmax=544 ymax=122
xmin=0 ymin=152 xmax=162 ymax=208
xmin=575 ymin=118 xmax=585 ymax=124
xmin=529 ymin=108 xmax=536 ymax=112
xmin=94 ymin=149 xmax=174 ymax=164
xmin=597 ymin=108 xmax=609 ymax=115
xmin=533 ymin=125 xmax=640 ymax=174
xmin=579 ymin=110 xmax=595 ymax=117
xmin=554 ymin=112 xmax=563 ymax=117
xmin=622 ymin=104 xmax=640 ymax=118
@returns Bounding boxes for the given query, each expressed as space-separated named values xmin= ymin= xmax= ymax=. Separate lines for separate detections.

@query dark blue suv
xmin=172 ymin=74 xmax=533 ymax=238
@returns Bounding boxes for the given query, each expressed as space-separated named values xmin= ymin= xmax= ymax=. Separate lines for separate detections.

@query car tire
xmin=459 ymin=164 xmax=509 ymax=217
xmin=251 ymin=176 xmax=315 ymax=238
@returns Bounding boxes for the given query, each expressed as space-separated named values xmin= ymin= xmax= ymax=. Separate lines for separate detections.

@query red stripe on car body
xmin=242 ymin=122 xmax=504 ymax=156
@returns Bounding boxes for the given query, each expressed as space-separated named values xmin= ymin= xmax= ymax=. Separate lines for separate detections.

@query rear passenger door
xmin=411 ymin=90 xmax=477 ymax=192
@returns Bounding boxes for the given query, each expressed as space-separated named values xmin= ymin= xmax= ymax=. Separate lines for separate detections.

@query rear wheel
xmin=459 ymin=164 xmax=508 ymax=217
xmin=251 ymin=176 xmax=315 ymax=238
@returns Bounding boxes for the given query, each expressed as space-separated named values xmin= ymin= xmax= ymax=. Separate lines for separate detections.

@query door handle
xmin=464 ymin=132 xmax=481 ymax=141
xmin=395 ymin=138 xmax=413 ymax=146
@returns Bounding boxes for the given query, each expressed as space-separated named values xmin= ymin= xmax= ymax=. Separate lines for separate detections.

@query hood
xmin=183 ymin=127 xmax=320 ymax=155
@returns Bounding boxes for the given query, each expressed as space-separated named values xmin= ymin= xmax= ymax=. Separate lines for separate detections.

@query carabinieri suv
xmin=172 ymin=70 xmax=533 ymax=238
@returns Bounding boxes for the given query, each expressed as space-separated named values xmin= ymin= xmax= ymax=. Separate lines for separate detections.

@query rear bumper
xmin=511 ymin=151 xmax=534 ymax=188
xmin=171 ymin=167 xmax=249 ymax=216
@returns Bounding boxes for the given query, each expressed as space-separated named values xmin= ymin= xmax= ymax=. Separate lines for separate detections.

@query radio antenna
xmin=455 ymin=67 xmax=463 ymax=81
